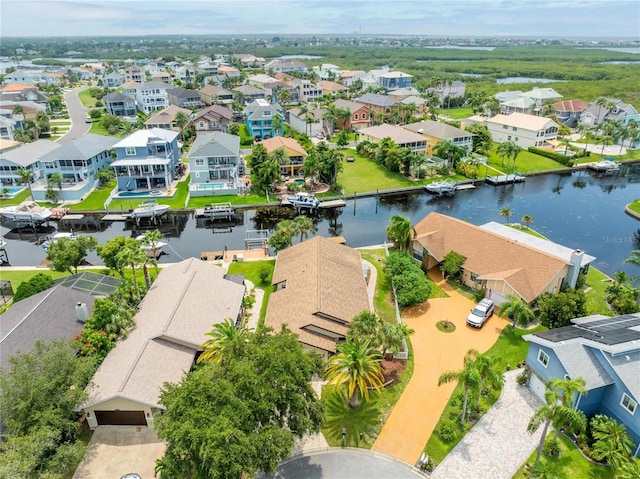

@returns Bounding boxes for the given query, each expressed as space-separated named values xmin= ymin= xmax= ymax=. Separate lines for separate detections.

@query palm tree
xmin=294 ymin=215 xmax=314 ymax=243
xmin=558 ymin=136 xmax=573 ymax=156
xmin=624 ymin=249 xmax=640 ymax=267
xmin=386 ymin=215 xmax=416 ymax=252
xmin=527 ymin=387 xmax=587 ymax=465
xmin=140 ymin=229 xmax=164 ymax=258
xmin=197 ymin=318 xmax=248 ymax=364
xmin=173 ymin=111 xmax=189 ymax=132
xmin=591 ymin=415 xmax=633 ymax=469
xmin=498 ymin=294 xmax=535 ymax=332
xmin=116 ymin=246 xmax=147 ymax=299
xmin=496 ymin=141 xmax=517 ymax=168
xmin=499 ymin=206 xmax=512 ymax=224
xmin=438 ymin=349 xmax=480 ymax=424
xmin=16 ymin=168 xmax=34 ymax=200
xmin=616 ymin=457 xmax=640 ymax=479
xmin=433 ymin=140 xmax=466 ymax=169
xmin=521 ymin=214 xmax=534 ymax=229
xmin=473 ymin=354 xmax=503 ymax=408
xmin=379 ymin=322 xmax=414 ymax=360
xmin=324 ymin=338 xmax=385 ymax=409
xmin=599 ymin=135 xmax=615 ymax=154
xmin=47 ymin=172 xmax=63 ymax=202
xmin=271 ymin=113 xmax=283 ymax=137
xmin=348 ymin=311 xmax=382 ymax=345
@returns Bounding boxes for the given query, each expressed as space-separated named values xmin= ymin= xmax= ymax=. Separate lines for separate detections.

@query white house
xmin=469 ymin=112 xmax=559 ymax=149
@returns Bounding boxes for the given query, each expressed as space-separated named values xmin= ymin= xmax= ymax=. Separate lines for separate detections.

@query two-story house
xmin=168 ymin=87 xmax=204 ymax=109
xmin=333 ymin=99 xmax=372 ymax=130
xmin=103 ymin=72 xmax=124 ymax=88
xmin=124 ymin=65 xmax=145 ymax=83
xmin=524 ymin=313 xmax=640 ymax=449
xmin=135 ymin=82 xmax=172 ymax=114
xmin=199 ymin=84 xmax=233 ymax=106
xmin=292 ymin=79 xmax=323 ymax=104
xmin=104 ymin=92 xmax=137 ymax=118
xmin=579 ymin=99 xmax=638 ymax=128
xmin=144 ymin=105 xmax=191 ymax=132
xmin=355 ymin=93 xmax=400 ymax=119
xmin=378 ymin=71 xmax=413 ymax=91
xmin=187 ymin=132 xmax=241 ymax=196
xmin=0 ymin=139 xmax=59 ymax=188
xmin=264 ymin=59 xmax=308 ymax=74
xmin=289 ymin=106 xmax=326 ymax=137
xmin=467 ymin=112 xmax=559 ymax=149
xmin=258 ymin=136 xmax=308 ymax=177
xmin=245 ymin=99 xmax=283 ymax=141
xmin=551 ymin=99 xmax=589 ymax=128
xmin=111 ymin=128 xmax=180 ymax=192
xmin=358 ymin=124 xmax=427 ymax=154
xmin=192 ymin=105 xmax=234 ymax=134
xmin=233 ymin=85 xmax=265 ymax=104
xmin=403 ymin=120 xmax=473 ymax=155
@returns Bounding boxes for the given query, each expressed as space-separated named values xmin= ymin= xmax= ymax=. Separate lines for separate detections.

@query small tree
xmin=440 ymin=250 xmax=466 ymax=282
xmin=521 ymin=214 xmax=534 ymax=228
xmin=438 ymin=349 xmax=480 ymax=425
xmin=499 ymin=206 xmax=512 ymax=224
xmin=499 ymin=294 xmax=535 ymax=331
xmin=536 ymin=289 xmax=587 ymax=329
xmin=386 ymin=215 xmax=416 ymax=252
xmin=47 ymin=236 xmax=98 ymax=274
xmin=590 ymin=415 xmax=634 ymax=469
xmin=96 ymin=168 xmax=115 ymax=187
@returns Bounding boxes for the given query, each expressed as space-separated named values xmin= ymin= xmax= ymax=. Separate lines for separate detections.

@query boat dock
xmin=195 ymin=203 xmax=235 ymax=220
xmin=319 ymin=199 xmax=347 ymax=208
xmin=485 ymin=174 xmax=526 ymax=185
xmin=455 ymin=184 xmax=476 ymax=190
xmin=101 ymin=214 xmax=130 ymax=221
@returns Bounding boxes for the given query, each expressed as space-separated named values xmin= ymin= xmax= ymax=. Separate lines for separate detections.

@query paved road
xmin=372 ymin=270 xmax=511 ymax=464
xmin=259 ymin=449 xmax=422 ymax=479
xmin=58 ymin=85 xmax=92 ymax=144
xmin=431 ymin=370 xmax=543 ymax=479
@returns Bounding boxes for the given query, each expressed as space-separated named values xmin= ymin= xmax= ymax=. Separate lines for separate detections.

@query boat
xmin=0 ymin=202 xmax=52 ymax=223
xmin=136 ymin=234 xmax=168 ymax=252
xmin=129 ymin=201 xmax=170 ymax=219
xmin=424 ymin=179 xmax=457 ymax=195
xmin=589 ymin=159 xmax=620 ymax=174
xmin=285 ymin=192 xmax=320 ymax=209
xmin=42 ymin=232 xmax=77 ymax=251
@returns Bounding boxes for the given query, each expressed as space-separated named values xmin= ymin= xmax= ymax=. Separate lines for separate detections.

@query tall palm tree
xmin=293 ymin=215 xmax=314 ymax=243
xmin=379 ymin=322 xmax=414 ymax=361
xmin=438 ymin=349 xmax=481 ymax=424
xmin=598 ymin=135 xmax=615 ymax=154
xmin=173 ymin=111 xmax=189 ymax=132
xmin=324 ymin=338 xmax=384 ymax=409
xmin=499 ymin=206 xmax=512 ymax=224
xmin=348 ymin=311 xmax=382 ymax=345
xmin=16 ymin=168 xmax=34 ymax=200
xmin=527 ymin=387 xmax=587 ymax=465
xmin=558 ymin=136 xmax=573 ymax=156
xmin=140 ymin=229 xmax=165 ymax=259
xmin=521 ymin=214 xmax=534 ymax=229
xmin=47 ymin=172 xmax=63 ymax=202
xmin=498 ymin=294 xmax=535 ymax=331
xmin=473 ymin=354 xmax=503 ymax=408
xmin=116 ymin=246 xmax=147 ymax=299
xmin=386 ymin=215 xmax=416 ymax=252
xmin=197 ymin=318 xmax=248 ymax=364
xmin=298 ymin=104 xmax=310 ymax=135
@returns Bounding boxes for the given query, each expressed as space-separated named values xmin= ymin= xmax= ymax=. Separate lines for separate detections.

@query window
xmin=515 ymin=137 xmax=519 ymax=142
xmin=198 ymin=121 xmax=205 ymax=128
xmin=354 ymin=114 xmax=359 ymax=120
xmin=125 ymin=147 xmax=136 ymax=156
xmin=195 ymin=159 xmax=205 ymax=167
xmin=362 ymin=114 xmax=367 ymax=120
xmin=508 ymin=135 xmax=512 ymax=141
xmin=503 ymin=125 xmax=508 ymax=130
xmin=537 ymin=349 xmax=550 ymax=367
xmin=621 ymin=393 xmax=637 ymax=414
xmin=512 ymin=127 xmax=518 ymax=131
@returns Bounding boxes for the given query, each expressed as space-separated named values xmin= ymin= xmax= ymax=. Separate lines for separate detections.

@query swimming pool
xmin=0 ymin=186 xmax=26 ymax=197
xmin=118 ymin=190 xmax=162 ymax=197
xmin=194 ymin=183 xmax=230 ymax=191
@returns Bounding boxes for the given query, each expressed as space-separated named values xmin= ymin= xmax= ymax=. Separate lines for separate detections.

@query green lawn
xmin=627 ymin=200 xmax=640 ymax=215
xmin=360 ymin=249 xmax=397 ymax=324
xmin=425 ymin=325 xmax=546 ymax=464
xmin=108 ymin=175 xmax=190 ymax=211
xmin=507 ymin=224 xmax=548 ymax=239
xmin=67 ymin=181 xmax=116 ymax=211
xmin=585 ymin=267 xmax=613 ymax=316
xmin=188 ymin=192 xmax=269 ymax=208
xmin=487 ymin=147 xmax=567 ymax=174
xmin=226 ymin=259 xmax=275 ymax=327
xmin=77 ymin=89 xmax=99 ymax=108
xmin=442 ymin=107 xmax=473 ymax=119
xmin=513 ymin=433 xmax=615 ymax=479
xmin=0 ymin=188 xmax=32 ymax=207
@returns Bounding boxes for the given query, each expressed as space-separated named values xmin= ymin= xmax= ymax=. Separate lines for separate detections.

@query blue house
xmin=245 ymin=99 xmax=283 ymax=141
xmin=111 ymin=128 xmax=180 ymax=192
xmin=378 ymin=71 xmax=412 ymax=91
xmin=524 ymin=313 xmax=640 ymax=454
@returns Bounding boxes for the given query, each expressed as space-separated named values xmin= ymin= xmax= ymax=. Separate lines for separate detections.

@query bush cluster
xmin=527 ymin=146 xmax=575 ymax=166
xmin=13 ymin=273 xmax=54 ymax=302
xmin=384 ymin=251 xmax=432 ymax=307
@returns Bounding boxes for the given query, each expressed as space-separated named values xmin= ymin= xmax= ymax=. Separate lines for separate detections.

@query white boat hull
xmin=0 ymin=204 xmax=52 ymax=222
xmin=130 ymin=204 xmax=170 ymax=218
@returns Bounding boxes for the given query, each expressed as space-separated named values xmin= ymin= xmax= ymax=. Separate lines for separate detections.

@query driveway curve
xmin=372 ymin=269 xmax=511 ymax=465
xmin=58 ymin=85 xmax=92 ymax=144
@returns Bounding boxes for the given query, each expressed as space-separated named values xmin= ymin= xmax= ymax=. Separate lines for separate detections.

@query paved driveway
xmin=431 ymin=370 xmax=543 ymax=479
xmin=58 ymin=86 xmax=92 ymax=144
xmin=73 ymin=426 xmax=165 ymax=479
xmin=372 ymin=270 xmax=511 ymax=465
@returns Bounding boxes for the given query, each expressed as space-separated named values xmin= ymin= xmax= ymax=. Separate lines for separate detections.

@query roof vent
xmin=75 ymin=302 xmax=89 ymax=323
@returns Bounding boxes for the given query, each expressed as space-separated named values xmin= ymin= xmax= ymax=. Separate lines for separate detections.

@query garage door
xmin=94 ymin=410 xmax=146 ymax=426
xmin=528 ymin=373 xmax=547 ymax=401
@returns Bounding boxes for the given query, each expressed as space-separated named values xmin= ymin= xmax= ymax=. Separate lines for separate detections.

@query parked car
xmin=466 ymin=298 xmax=495 ymax=328
xmin=85 ymin=116 xmax=92 ymax=123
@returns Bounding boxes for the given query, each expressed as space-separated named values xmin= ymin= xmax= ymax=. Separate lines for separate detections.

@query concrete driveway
xmin=372 ymin=269 xmax=511 ymax=465
xmin=73 ymin=426 xmax=165 ymax=479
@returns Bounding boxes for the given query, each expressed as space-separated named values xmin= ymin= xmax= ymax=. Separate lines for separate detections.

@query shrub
xmin=384 ymin=251 xmax=432 ymax=307
xmin=13 ymin=273 xmax=54 ymax=302
xmin=527 ymin=146 xmax=574 ymax=166
xmin=455 ymin=161 xmax=478 ymax=179
xmin=543 ymin=438 xmax=561 ymax=458
xmin=438 ymin=420 xmax=457 ymax=443
xmin=516 ymin=372 xmax=529 ymax=386
xmin=258 ymin=264 xmax=272 ymax=285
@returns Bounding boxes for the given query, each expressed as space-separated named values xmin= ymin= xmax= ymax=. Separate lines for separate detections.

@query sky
xmin=1 ymin=0 xmax=639 ymax=38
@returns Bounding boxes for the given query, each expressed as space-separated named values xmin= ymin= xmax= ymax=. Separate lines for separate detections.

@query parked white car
xmin=466 ymin=298 xmax=495 ymax=328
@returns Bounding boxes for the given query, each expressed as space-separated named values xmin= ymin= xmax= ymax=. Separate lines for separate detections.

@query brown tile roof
xmin=0 ymin=83 xmax=36 ymax=93
xmin=413 ymin=213 xmax=568 ymax=303
xmin=265 ymin=237 xmax=370 ymax=354
xmin=144 ymin=105 xmax=191 ymax=126
xmin=318 ymin=80 xmax=348 ymax=92
xmin=551 ymin=99 xmax=589 ymax=113
xmin=122 ymin=81 xmax=139 ymax=89
xmin=193 ymin=104 xmax=234 ymax=122
xmin=259 ymin=136 xmax=307 ymax=157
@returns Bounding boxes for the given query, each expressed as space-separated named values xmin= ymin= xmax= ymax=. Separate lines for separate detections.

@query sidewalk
xmin=371 ymin=270 xmax=510 ymax=465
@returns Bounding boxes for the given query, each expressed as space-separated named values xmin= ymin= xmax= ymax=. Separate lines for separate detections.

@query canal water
xmin=1 ymin=166 xmax=639 ymax=278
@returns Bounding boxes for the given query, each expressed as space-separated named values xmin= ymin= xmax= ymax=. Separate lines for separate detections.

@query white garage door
xmin=528 ymin=373 xmax=547 ymax=401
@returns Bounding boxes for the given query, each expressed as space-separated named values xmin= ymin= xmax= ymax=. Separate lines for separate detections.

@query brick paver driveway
xmin=372 ymin=270 xmax=510 ymax=465
xmin=431 ymin=370 xmax=543 ymax=479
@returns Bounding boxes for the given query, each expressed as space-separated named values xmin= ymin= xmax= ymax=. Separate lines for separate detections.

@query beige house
xmin=258 ymin=136 xmax=308 ymax=177
xmin=82 ymin=259 xmax=245 ymax=429
xmin=144 ymin=105 xmax=191 ymax=131
xmin=358 ymin=124 xmax=427 ymax=154
xmin=265 ymin=237 xmax=371 ymax=359
xmin=413 ymin=213 xmax=593 ymax=305
xmin=465 ymin=112 xmax=559 ymax=149
xmin=403 ymin=120 xmax=473 ymax=154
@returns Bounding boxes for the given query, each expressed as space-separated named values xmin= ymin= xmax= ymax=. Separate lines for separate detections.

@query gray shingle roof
xmin=105 ymin=91 xmax=135 ymax=103
xmin=356 ymin=93 xmax=398 ymax=108
xmin=39 ymin=134 xmax=118 ymax=163
xmin=188 ymin=132 xmax=240 ymax=158
xmin=553 ymin=342 xmax=613 ymax=391
xmin=403 ymin=119 xmax=473 ymax=140
xmin=0 ymin=139 xmax=61 ymax=167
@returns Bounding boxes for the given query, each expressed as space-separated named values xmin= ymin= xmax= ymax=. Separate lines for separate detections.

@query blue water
xmin=2 ymin=186 xmax=26 ymax=194
xmin=118 ymin=190 xmax=161 ymax=197
xmin=195 ymin=183 xmax=226 ymax=191
xmin=2 ymin=167 xmax=640 ymax=278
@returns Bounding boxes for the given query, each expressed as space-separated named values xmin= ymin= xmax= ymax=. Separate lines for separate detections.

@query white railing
xmin=104 ymin=183 xmax=119 ymax=211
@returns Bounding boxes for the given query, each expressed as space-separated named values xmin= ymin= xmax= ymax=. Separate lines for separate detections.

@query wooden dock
xmin=485 ymin=174 xmax=525 ymax=185
xmin=102 ymin=214 xmax=130 ymax=221
xmin=195 ymin=203 xmax=235 ymax=220
xmin=319 ymin=199 xmax=347 ymax=208
xmin=201 ymin=248 xmax=270 ymax=262
xmin=455 ymin=184 xmax=476 ymax=191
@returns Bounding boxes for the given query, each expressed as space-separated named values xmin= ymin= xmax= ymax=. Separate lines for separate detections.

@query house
xmin=192 ymin=105 xmax=234 ymax=134
xmin=151 ymin=72 xmax=172 ymax=84
xmin=264 ymin=59 xmax=308 ymax=74
xmin=292 ymin=79 xmax=323 ymax=104
xmin=245 ymin=99 xmax=283 ymax=140
xmin=338 ymin=70 xmax=366 ymax=87
xmin=387 ymin=89 xmax=417 ymax=101
xmin=0 ymin=116 xmax=17 ymax=140
xmin=104 ymin=92 xmax=137 ymax=118
xmin=263 ymin=82 xmax=298 ymax=105
xmin=0 ymin=285 xmax=95 ymax=373
xmin=111 ymin=128 xmax=180 ymax=192
xmin=357 ymin=124 xmax=427 ymax=154
xmin=355 ymin=93 xmax=399 ymax=117
xmin=247 ymin=73 xmax=280 ymax=89
xmin=233 ymin=85 xmax=265 ymax=104
xmin=0 ymin=139 xmax=60 ymax=187
xmin=289 ymin=106 xmax=327 ymax=137
xmin=82 ymin=259 xmax=245 ymax=429
xmin=2 ymin=70 xmax=53 ymax=85
xmin=274 ymin=72 xmax=295 ymax=83
xmin=551 ymin=99 xmax=589 ymax=128
xmin=312 ymin=63 xmax=342 ymax=81
xmin=187 ymin=132 xmax=241 ymax=196
xmin=218 ymin=66 xmax=240 ymax=78
xmin=403 ymin=120 xmax=473 ymax=154
xmin=144 ymin=105 xmax=191 ymax=132
xmin=258 ymin=136 xmax=307 ymax=177
xmin=333 ymin=99 xmax=372 ymax=130
xmin=264 ymin=236 xmax=371 ymax=359
xmin=102 ymin=72 xmax=124 ymax=88
xmin=412 ymin=213 xmax=594 ymax=305
xmin=196 ymin=61 xmax=220 ymax=76
xmin=34 ymin=134 xmax=119 ymax=201
xmin=378 ymin=71 xmax=413 ymax=90
xmin=232 ymin=54 xmax=265 ymax=68
xmin=124 ymin=65 xmax=145 ymax=83
xmin=500 ymin=96 xmax=538 ymax=115
xmin=121 ymin=81 xmax=138 ymax=96
xmin=427 ymin=81 xmax=467 ymax=105
xmin=524 ymin=313 xmax=640 ymax=449
xmin=468 ymin=112 xmax=559 ymax=148
xmin=521 ymin=87 xmax=563 ymax=108
xmin=167 ymin=87 xmax=203 ymax=109
xmin=199 ymin=84 xmax=233 ymax=106
xmin=579 ymin=99 xmax=638 ymax=127
xmin=135 ymin=82 xmax=172 ymax=114
xmin=400 ymin=95 xmax=428 ymax=116
xmin=317 ymin=80 xmax=348 ymax=97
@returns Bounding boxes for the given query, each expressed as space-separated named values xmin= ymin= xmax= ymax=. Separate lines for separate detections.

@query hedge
xmin=13 ymin=273 xmax=54 ymax=302
xmin=527 ymin=146 xmax=574 ymax=166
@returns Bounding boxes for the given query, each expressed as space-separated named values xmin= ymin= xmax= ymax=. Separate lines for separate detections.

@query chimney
xmin=75 ymin=302 xmax=89 ymax=323
xmin=567 ymin=250 xmax=585 ymax=289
